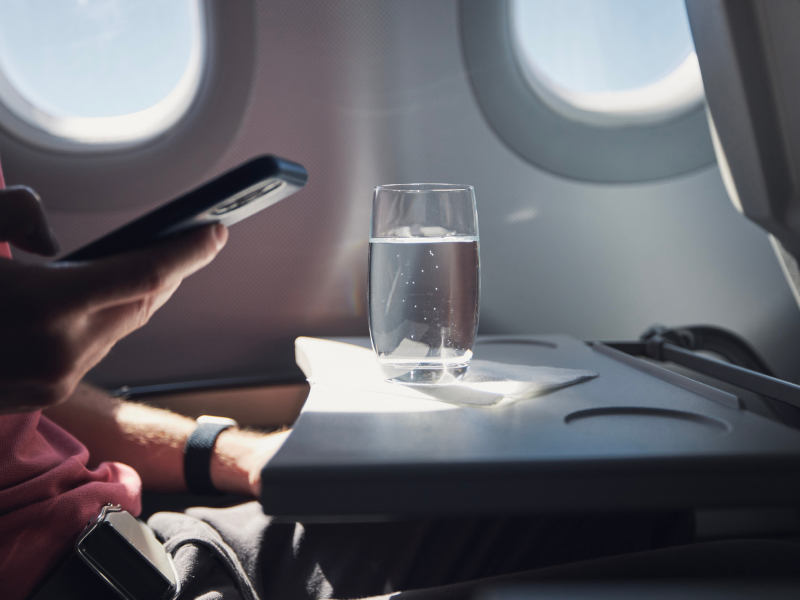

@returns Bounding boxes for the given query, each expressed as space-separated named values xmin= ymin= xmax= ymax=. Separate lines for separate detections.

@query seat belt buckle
xmin=75 ymin=503 xmax=181 ymax=600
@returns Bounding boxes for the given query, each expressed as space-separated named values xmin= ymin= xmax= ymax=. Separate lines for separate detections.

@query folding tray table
xmin=260 ymin=335 xmax=800 ymax=520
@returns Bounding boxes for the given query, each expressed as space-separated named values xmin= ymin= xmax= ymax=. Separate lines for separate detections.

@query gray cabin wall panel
xmin=11 ymin=0 xmax=800 ymax=386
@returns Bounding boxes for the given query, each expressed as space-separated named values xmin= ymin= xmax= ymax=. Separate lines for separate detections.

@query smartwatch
xmin=183 ymin=415 xmax=238 ymax=495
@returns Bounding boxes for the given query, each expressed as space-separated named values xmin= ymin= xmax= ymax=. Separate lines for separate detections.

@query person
xmin=0 ymin=177 xmax=274 ymax=598
xmin=5 ymin=169 xmax=780 ymax=600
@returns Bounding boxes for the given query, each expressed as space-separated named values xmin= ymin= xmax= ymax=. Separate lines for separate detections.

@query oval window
xmin=509 ymin=0 xmax=703 ymax=127
xmin=0 ymin=0 xmax=205 ymax=149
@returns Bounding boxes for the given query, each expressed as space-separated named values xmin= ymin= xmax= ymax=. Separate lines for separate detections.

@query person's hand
xmin=0 ymin=187 xmax=228 ymax=413
xmin=0 ymin=186 xmax=59 ymax=255
xmin=244 ymin=430 xmax=291 ymax=497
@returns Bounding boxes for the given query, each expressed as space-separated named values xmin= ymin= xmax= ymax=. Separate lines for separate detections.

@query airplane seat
xmin=687 ymin=0 xmax=800 ymax=317
xmin=685 ymin=0 xmax=800 ymax=430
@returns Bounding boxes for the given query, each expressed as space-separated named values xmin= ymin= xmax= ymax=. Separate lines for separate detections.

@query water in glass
xmin=369 ymin=235 xmax=479 ymax=383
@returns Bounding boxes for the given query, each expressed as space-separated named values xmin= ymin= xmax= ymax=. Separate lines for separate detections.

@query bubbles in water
xmin=370 ymin=238 xmax=478 ymax=379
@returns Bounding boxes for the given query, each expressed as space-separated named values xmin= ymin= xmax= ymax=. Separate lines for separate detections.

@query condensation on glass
xmin=0 ymin=0 xmax=205 ymax=149
xmin=509 ymin=0 xmax=704 ymax=127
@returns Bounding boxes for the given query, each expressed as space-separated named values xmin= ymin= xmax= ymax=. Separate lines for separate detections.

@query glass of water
xmin=369 ymin=184 xmax=480 ymax=384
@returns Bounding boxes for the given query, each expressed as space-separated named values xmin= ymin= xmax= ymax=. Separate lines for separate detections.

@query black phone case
xmin=57 ymin=155 xmax=307 ymax=262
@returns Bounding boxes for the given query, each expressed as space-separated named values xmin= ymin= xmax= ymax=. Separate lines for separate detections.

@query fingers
xmin=0 ymin=186 xmax=59 ymax=255
xmin=58 ymin=281 xmax=184 ymax=390
xmin=90 ymin=281 xmax=182 ymax=342
xmin=61 ymin=223 xmax=228 ymax=310
xmin=0 ymin=222 xmax=226 ymax=413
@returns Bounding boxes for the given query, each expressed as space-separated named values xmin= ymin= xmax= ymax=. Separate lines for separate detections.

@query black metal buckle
xmin=75 ymin=504 xmax=180 ymax=600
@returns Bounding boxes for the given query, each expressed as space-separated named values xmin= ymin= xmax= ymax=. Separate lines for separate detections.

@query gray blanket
xmin=149 ymin=502 xmax=685 ymax=600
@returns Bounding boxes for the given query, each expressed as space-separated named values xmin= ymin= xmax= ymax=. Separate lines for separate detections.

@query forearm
xmin=43 ymin=382 xmax=287 ymax=496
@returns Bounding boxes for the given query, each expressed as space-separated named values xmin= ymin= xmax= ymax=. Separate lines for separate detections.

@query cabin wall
xmin=7 ymin=0 xmax=800 ymax=386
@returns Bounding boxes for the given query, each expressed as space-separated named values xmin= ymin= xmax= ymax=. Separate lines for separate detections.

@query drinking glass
xmin=369 ymin=184 xmax=480 ymax=384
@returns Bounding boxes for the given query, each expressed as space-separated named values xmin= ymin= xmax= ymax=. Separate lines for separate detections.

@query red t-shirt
xmin=0 ymin=166 xmax=142 ymax=600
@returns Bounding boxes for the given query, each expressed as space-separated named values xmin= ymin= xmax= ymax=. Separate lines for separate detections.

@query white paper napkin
xmin=296 ymin=337 xmax=599 ymax=409
xmin=406 ymin=360 xmax=598 ymax=407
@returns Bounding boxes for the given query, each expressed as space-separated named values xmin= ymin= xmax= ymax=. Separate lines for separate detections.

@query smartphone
xmin=56 ymin=154 xmax=307 ymax=262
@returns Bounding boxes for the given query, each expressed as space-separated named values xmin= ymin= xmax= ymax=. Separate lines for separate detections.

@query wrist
xmin=184 ymin=416 xmax=237 ymax=495
xmin=210 ymin=428 xmax=258 ymax=496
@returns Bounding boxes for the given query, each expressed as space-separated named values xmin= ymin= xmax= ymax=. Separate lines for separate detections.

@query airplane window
xmin=460 ymin=0 xmax=715 ymax=182
xmin=0 ymin=0 xmax=205 ymax=149
xmin=509 ymin=0 xmax=703 ymax=127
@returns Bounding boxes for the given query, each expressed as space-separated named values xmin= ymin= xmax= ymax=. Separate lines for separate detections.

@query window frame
xmin=459 ymin=0 xmax=716 ymax=183
xmin=508 ymin=0 xmax=705 ymax=128
xmin=0 ymin=0 xmax=206 ymax=152
xmin=0 ymin=0 xmax=257 ymax=212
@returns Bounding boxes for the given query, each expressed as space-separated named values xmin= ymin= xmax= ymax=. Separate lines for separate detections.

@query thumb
xmin=61 ymin=223 xmax=227 ymax=310
xmin=0 ymin=186 xmax=59 ymax=256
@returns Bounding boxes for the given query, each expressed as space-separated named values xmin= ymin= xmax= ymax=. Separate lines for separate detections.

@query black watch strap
xmin=184 ymin=416 xmax=237 ymax=495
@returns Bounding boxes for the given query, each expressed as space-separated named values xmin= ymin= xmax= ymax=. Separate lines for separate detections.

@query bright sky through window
xmin=510 ymin=0 xmax=703 ymax=126
xmin=0 ymin=0 xmax=204 ymax=145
